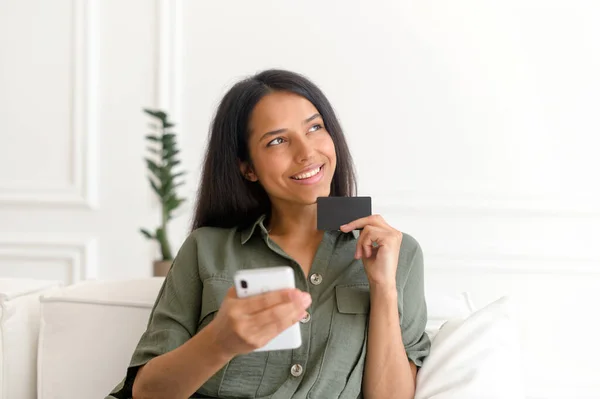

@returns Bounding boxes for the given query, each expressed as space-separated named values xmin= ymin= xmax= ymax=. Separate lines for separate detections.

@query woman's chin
xmin=298 ymin=187 xmax=332 ymax=205
xmin=269 ymin=180 xmax=332 ymax=207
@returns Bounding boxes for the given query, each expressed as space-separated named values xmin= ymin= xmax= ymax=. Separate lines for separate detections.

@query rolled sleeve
xmin=400 ymin=239 xmax=431 ymax=367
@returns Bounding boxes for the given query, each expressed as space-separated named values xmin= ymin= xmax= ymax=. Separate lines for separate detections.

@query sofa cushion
xmin=0 ymin=278 xmax=62 ymax=399
xmin=425 ymin=291 xmax=474 ymax=339
xmin=36 ymin=277 xmax=473 ymax=399
xmin=415 ymin=296 xmax=525 ymax=399
xmin=37 ymin=278 xmax=164 ymax=399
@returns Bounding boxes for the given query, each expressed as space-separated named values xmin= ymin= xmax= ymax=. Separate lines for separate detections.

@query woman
xmin=107 ymin=69 xmax=430 ymax=399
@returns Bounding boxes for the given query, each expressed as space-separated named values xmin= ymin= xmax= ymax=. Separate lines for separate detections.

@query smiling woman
xmin=191 ymin=69 xmax=357 ymax=231
xmin=241 ymin=91 xmax=337 ymax=209
xmin=106 ymin=69 xmax=430 ymax=399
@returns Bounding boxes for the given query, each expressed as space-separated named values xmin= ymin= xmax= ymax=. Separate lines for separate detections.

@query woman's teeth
xmin=292 ymin=166 xmax=322 ymax=180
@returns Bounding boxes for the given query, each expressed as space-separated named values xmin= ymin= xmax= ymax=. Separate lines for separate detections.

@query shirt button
xmin=310 ymin=273 xmax=323 ymax=285
xmin=290 ymin=363 xmax=303 ymax=377
xmin=300 ymin=312 xmax=311 ymax=324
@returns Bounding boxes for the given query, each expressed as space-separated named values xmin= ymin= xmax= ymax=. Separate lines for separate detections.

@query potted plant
xmin=139 ymin=108 xmax=186 ymax=276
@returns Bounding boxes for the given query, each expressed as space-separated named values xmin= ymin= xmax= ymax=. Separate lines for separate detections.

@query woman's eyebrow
xmin=259 ymin=114 xmax=323 ymax=142
xmin=303 ymin=113 xmax=321 ymax=124
xmin=259 ymin=128 xmax=286 ymax=142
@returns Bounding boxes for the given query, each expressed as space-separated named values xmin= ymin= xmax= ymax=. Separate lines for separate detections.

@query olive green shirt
xmin=107 ymin=214 xmax=430 ymax=399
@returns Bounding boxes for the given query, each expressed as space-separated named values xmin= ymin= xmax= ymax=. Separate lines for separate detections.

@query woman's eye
xmin=267 ymin=137 xmax=284 ymax=147
xmin=308 ymin=124 xmax=323 ymax=133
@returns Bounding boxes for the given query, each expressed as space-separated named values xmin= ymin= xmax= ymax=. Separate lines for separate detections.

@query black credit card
xmin=317 ymin=196 xmax=372 ymax=231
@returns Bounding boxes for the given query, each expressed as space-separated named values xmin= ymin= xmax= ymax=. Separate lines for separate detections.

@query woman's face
xmin=242 ymin=91 xmax=337 ymax=207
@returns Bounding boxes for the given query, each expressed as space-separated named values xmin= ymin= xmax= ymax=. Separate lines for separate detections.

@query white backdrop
xmin=1 ymin=1 xmax=599 ymax=398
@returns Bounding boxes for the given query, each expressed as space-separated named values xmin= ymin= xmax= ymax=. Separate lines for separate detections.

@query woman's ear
xmin=239 ymin=160 xmax=258 ymax=182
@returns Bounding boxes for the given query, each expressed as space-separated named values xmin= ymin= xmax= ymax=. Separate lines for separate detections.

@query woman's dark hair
xmin=191 ymin=69 xmax=357 ymax=231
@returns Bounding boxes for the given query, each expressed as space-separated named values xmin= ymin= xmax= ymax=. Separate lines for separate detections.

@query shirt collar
xmin=240 ymin=214 xmax=269 ymax=245
xmin=240 ymin=213 xmax=360 ymax=244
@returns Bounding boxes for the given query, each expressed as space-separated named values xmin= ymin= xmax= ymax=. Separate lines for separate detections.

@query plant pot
xmin=153 ymin=260 xmax=173 ymax=277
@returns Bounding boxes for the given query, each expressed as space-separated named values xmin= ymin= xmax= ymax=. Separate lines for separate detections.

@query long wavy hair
xmin=191 ymin=69 xmax=357 ymax=231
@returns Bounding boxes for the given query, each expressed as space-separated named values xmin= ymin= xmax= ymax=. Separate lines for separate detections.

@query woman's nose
xmin=293 ymin=136 xmax=315 ymax=162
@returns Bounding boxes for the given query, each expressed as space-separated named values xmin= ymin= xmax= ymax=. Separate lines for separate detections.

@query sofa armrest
xmin=37 ymin=278 xmax=164 ymax=399
xmin=0 ymin=278 xmax=62 ymax=399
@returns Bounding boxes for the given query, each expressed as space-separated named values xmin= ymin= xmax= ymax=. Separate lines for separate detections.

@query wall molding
xmin=154 ymin=0 xmax=190 ymax=204
xmin=0 ymin=236 xmax=97 ymax=284
xmin=0 ymin=0 xmax=98 ymax=208
xmin=156 ymin=0 xmax=182 ymax=117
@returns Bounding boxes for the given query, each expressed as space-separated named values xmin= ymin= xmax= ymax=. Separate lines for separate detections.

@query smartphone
xmin=233 ymin=266 xmax=302 ymax=352
xmin=317 ymin=196 xmax=372 ymax=231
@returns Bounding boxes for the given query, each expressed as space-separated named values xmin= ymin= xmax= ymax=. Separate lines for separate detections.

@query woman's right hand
xmin=209 ymin=287 xmax=312 ymax=358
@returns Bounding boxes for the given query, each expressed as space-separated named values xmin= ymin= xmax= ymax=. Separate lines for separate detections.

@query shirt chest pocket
xmin=331 ymin=283 xmax=370 ymax=362
xmin=196 ymin=278 xmax=271 ymax=399
xmin=310 ymin=284 xmax=371 ymax=399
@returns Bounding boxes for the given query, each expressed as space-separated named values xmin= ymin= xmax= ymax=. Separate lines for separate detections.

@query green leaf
xmin=159 ymin=168 xmax=171 ymax=186
xmin=161 ymin=141 xmax=176 ymax=151
xmin=164 ymin=194 xmax=177 ymax=211
xmin=148 ymin=176 xmax=162 ymax=197
xmin=162 ymin=139 xmax=177 ymax=148
xmin=162 ymin=191 xmax=175 ymax=204
xmin=165 ymin=171 xmax=184 ymax=192
xmin=162 ymin=133 xmax=176 ymax=143
xmin=166 ymin=202 xmax=184 ymax=221
xmin=166 ymin=159 xmax=181 ymax=169
xmin=145 ymin=135 xmax=161 ymax=142
xmin=163 ymin=148 xmax=180 ymax=160
xmin=167 ymin=206 xmax=187 ymax=221
xmin=146 ymin=146 xmax=160 ymax=155
xmin=174 ymin=198 xmax=185 ymax=213
xmin=139 ymin=228 xmax=155 ymax=239
xmin=145 ymin=158 xmax=160 ymax=173
xmin=143 ymin=109 xmax=167 ymax=121
xmin=163 ymin=122 xmax=175 ymax=128
xmin=163 ymin=146 xmax=178 ymax=159
xmin=162 ymin=178 xmax=174 ymax=194
xmin=165 ymin=196 xmax=184 ymax=213
xmin=145 ymin=158 xmax=164 ymax=182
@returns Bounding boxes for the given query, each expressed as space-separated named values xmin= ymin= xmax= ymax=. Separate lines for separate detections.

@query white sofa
xmin=0 ymin=279 xmax=63 ymax=399
xmin=0 ymin=277 xmax=522 ymax=399
xmin=1 ymin=277 xmax=165 ymax=399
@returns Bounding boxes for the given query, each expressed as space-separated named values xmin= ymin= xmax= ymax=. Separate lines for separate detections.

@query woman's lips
xmin=290 ymin=165 xmax=324 ymax=185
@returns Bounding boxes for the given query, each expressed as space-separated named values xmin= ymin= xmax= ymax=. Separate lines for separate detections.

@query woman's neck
xmin=267 ymin=203 xmax=321 ymax=241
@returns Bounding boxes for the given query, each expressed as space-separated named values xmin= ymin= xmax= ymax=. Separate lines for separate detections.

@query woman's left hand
xmin=340 ymin=214 xmax=403 ymax=289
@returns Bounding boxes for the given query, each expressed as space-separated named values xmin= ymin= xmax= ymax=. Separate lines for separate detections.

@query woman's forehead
xmin=250 ymin=92 xmax=318 ymax=128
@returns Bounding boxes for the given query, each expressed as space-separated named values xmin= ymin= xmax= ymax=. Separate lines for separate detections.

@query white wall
xmin=1 ymin=1 xmax=599 ymax=398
